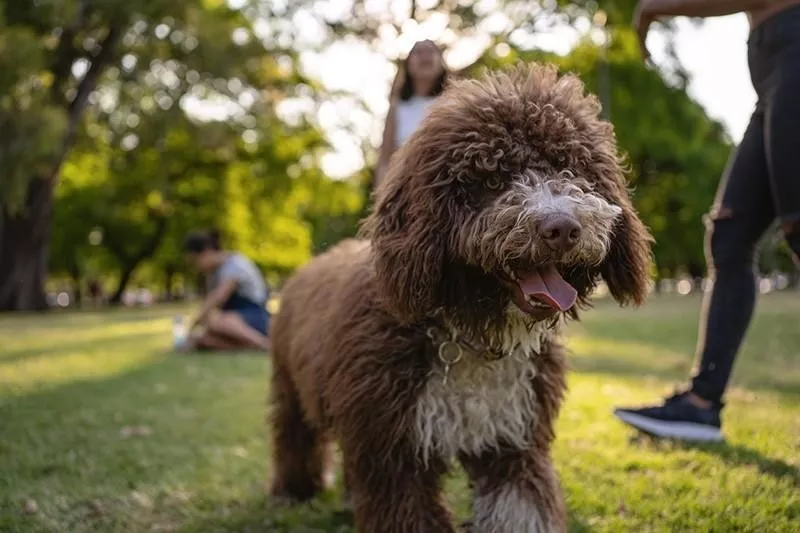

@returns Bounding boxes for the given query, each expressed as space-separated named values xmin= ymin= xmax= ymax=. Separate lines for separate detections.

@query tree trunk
xmin=686 ymin=262 xmax=704 ymax=293
xmin=0 ymin=178 xmax=54 ymax=311
xmin=69 ymin=263 xmax=82 ymax=307
xmin=108 ymin=216 xmax=169 ymax=304
xmin=0 ymin=26 xmax=120 ymax=312
xmin=164 ymin=265 xmax=176 ymax=301
xmin=109 ymin=266 xmax=136 ymax=305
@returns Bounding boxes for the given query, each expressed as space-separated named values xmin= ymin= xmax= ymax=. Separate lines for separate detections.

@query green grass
xmin=1 ymin=294 xmax=798 ymax=532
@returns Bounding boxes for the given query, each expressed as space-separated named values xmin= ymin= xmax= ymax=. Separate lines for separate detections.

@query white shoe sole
xmin=614 ymin=410 xmax=724 ymax=442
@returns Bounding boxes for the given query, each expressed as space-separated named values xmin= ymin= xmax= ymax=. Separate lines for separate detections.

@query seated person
xmin=182 ymin=229 xmax=270 ymax=352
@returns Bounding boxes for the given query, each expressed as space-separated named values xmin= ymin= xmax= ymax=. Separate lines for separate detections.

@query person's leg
xmin=615 ymin=109 xmax=775 ymax=441
xmin=688 ymin=112 xmax=777 ymax=404
xmin=177 ymin=325 xmax=245 ymax=353
xmin=195 ymin=330 xmax=248 ymax=351
xmin=206 ymin=311 xmax=270 ymax=350
xmin=763 ymin=51 xmax=800 ymax=266
xmin=691 ymin=24 xmax=800 ymax=404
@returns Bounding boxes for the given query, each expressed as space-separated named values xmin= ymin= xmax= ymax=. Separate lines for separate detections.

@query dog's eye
xmin=486 ymin=177 xmax=502 ymax=190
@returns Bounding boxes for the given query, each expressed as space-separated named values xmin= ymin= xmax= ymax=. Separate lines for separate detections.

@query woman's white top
xmin=394 ymin=96 xmax=437 ymax=148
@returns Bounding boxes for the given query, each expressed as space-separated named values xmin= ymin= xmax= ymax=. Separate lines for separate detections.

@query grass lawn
xmin=1 ymin=294 xmax=798 ymax=532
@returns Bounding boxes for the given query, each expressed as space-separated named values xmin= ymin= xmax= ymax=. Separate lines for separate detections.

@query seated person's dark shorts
xmin=221 ymin=292 xmax=270 ymax=335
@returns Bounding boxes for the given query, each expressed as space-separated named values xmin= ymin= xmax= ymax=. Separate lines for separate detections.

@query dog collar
xmin=425 ymin=325 xmax=511 ymax=385
xmin=425 ymin=325 xmax=509 ymax=364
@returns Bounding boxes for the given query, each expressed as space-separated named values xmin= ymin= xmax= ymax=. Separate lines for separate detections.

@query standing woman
xmin=374 ymin=39 xmax=449 ymax=188
xmin=614 ymin=0 xmax=800 ymax=441
xmin=182 ymin=229 xmax=271 ymax=352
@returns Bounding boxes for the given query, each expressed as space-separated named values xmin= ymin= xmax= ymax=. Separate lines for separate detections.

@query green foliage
xmin=52 ymin=106 xmax=345 ymax=292
xmin=0 ymin=26 xmax=67 ymax=210
xmin=564 ymin=0 xmax=639 ymax=27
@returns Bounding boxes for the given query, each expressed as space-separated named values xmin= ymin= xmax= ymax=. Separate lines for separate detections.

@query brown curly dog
xmin=268 ymin=63 xmax=652 ymax=533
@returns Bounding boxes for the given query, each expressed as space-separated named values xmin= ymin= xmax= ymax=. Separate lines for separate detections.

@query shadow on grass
xmin=684 ymin=442 xmax=800 ymax=487
xmin=0 ymin=306 xmax=180 ymax=330
xmin=0 ymin=351 xmax=274 ymax=532
xmin=0 ymin=330 xmax=166 ymax=366
xmin=177 ymin=494 xmax=593 ymax=533
xmin=567 ymin=347 xmax=688 ymax=381
xmin=567 ymin=342 xmax=800 ymax=398
xmin=177 ymin=493 xmax=354 ymax=533
xmin=178 ymin=349 xmax=269 ymax=358
xmin=0 ymin=352 xmax=268 ymax=470
xmin=628 ymin=434 xmax=800 ymax=487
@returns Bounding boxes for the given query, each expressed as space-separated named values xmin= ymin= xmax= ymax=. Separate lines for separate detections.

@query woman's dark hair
xmin=207 ymin=228 xmax=221 ymax=250
xmin=183 ymin=228 xmax=222 ymax=253
xmin=398 ymin=40 xmax=448 ymax=101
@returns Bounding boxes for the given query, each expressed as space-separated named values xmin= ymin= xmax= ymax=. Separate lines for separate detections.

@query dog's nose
xmin=540 ymin=216 xmax=581 ymax=252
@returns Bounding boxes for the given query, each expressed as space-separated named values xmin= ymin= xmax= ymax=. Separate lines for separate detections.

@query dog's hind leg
xmin=268 ymin=360 xmax=330 ymax=503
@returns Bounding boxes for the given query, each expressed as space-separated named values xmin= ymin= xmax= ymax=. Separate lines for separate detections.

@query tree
xmin=0 ymin=0 xmax=296 ymax=310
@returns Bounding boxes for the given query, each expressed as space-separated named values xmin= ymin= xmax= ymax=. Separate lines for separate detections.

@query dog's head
xmin=363 ymin=64 xmax=652 ymax=331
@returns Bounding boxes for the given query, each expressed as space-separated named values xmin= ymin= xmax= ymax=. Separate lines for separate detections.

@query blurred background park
xmin=0 ymin=0 xmax=797 ymax=311
xmin=1 ymin=1 xmax=798 ymax=532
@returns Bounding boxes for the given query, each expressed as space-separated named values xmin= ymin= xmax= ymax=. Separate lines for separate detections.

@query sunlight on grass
xmin=1 ymin=294 xmax=797 ymax=532
xmin=567 ymin=336 xmax=688 ymax=375
xmin=0 ymin=343 xmax=162 ymax=398
xmin=1 ymin=318 xmax=167 ymax=355
xmin=0 ymin=311 xmax=177 ymax=396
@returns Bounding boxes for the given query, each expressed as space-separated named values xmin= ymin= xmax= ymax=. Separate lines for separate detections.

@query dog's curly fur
xmin=268 ymin=64 xmax=652 ymax=533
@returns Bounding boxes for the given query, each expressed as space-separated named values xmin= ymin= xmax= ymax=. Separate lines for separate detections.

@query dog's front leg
xmin=343 ymin=443 xmax=456 ymax=533
xmin=460 ymin=445 xmax=566 ymax=533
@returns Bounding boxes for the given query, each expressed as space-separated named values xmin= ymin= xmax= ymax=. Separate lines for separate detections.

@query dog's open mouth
xmin=503 ymin=266 xmax=578 ymax=318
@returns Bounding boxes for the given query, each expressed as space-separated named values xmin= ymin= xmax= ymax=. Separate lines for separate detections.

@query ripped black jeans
xmin=690 ymin=6 xmax=800 ymax=405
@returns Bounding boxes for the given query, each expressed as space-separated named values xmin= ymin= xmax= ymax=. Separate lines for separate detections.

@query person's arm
xmin=375 ymin=100 xmax=397 ymax=189
xmin=640 ymin=0 xmax=769 ymax=17
xmin=191 ymin=279 xmax=236 ymax=328
xmin=634 ymin=0 xmax=770 ymax=58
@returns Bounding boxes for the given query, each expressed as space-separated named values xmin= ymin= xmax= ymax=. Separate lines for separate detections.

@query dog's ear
xmin=600 ymin=195 xmax=653 ymax=306
xmin=361 ymin=144 xmax=449 ymax=323
xmin=577 ymin=119 xmax=653 ymax=306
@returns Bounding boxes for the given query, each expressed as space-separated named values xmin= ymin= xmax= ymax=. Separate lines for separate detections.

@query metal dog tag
xmin=438 ymin=341 xmax=463 ymax=385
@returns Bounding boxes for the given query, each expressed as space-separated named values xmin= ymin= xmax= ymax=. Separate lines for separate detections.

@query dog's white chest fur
xmin=413 ymin=313 xmax=554 ymax=463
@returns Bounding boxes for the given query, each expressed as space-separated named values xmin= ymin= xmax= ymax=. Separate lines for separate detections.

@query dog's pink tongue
xmin=519 ymin=266 xmax=578 ymax=312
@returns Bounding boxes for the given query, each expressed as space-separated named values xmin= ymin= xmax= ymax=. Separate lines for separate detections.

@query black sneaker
xmin=613 ymin=391 xmax=723 ymax=442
